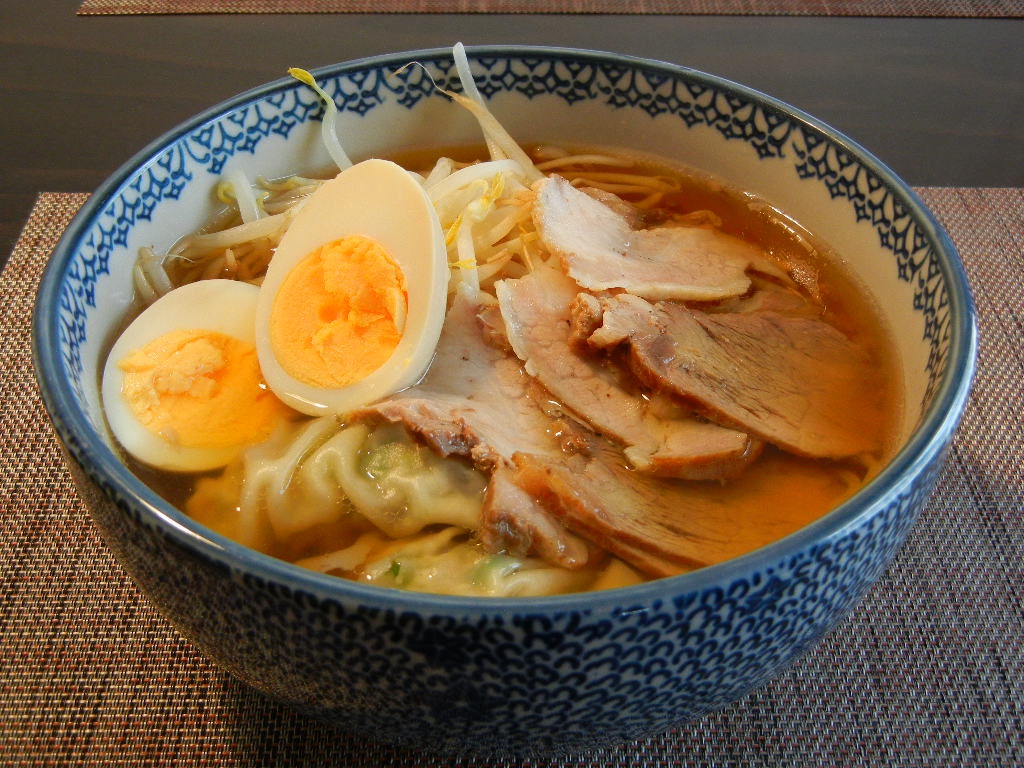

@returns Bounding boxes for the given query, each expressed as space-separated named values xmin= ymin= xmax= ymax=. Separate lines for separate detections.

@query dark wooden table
xmin=2 ymin=3 xmax=1022 ymax=266
xmin=3 ymin=7 xmax=1023 ymax=766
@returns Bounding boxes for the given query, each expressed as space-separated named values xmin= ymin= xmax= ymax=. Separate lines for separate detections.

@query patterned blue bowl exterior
xmin=33 ymin=47 xmax=976 ymax=757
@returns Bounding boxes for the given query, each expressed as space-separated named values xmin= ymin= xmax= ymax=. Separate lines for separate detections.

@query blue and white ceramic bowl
xmin=33 ymin=46 xmax=976 ymax=757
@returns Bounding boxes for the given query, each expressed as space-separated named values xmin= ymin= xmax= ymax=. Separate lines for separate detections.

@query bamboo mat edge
xmin=76 ymin=1 xmax=1024 ymax=17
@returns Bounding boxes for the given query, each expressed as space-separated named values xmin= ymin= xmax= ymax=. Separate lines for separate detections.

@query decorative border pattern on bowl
xmin=56 ymin=49 xmax=951 ymax=415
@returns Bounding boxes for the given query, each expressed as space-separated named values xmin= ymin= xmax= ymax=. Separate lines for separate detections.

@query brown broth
xmin=124 ymin=144 xmax=904 ymax=588
xmin=386 ymin=143 xmax=903 ymax=567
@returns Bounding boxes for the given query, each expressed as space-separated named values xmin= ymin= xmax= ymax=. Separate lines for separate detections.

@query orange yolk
xmin=118 ymin=329 xmax=288 ymax=449
xmin=269 ymin=234 xmax=408 ymax=388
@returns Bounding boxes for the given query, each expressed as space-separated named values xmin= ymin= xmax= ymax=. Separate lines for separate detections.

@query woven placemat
xmin=2 ymin=190 xmax=1022 ymax=766
xmin=75 ymin=0 xmax=1024 ymax=17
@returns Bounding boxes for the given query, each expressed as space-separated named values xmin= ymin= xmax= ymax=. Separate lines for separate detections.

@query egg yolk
xmin=269 ymin=234 xmax=408 ymax=388
xmin=118 ymin=329 xmax=288 ymax=451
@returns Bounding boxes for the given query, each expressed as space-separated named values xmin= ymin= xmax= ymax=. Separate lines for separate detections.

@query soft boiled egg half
xmin=255 ymin=158 xmax=449 ymax=416
xmin=101 ymin=279 xmax=293 ymax=472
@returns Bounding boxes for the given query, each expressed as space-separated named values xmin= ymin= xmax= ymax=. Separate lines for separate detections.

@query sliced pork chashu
xmin=590 ymin=294 xmax=883 ymax=459
xmin=353 ymin=289 xmax=592 ymax=569
xmin=480 ymin=464 xmax=591 ymax=569
xmin=495 ymin=265 xmax=759 ymax=480
xmin=533 ymin=174 xmax=755 ymax=302
xmin=355 ymin=291 xmax=551 ymax=469
xmin=356 ymin=288 xmax=738 ymax=576
xmin=510 ymin=444 xmax=734 ymax=578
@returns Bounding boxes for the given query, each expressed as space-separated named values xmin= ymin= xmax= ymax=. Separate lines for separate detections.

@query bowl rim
xmin=32 ymin=44 xmax=978 ymax=614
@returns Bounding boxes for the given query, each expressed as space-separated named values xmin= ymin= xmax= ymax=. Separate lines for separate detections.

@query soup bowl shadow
xmin=32 ymin=46 xmax=976 ymax=757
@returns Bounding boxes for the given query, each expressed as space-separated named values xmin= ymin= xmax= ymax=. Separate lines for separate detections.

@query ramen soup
xmin=101 ymin=62 xmax=902 ymax=597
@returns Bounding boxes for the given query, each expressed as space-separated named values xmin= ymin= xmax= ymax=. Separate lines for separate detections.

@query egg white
xmin=255 ymin=158 xmax=449 ymax=416
xmin=101 ymin=279 xmax=266 ymax=472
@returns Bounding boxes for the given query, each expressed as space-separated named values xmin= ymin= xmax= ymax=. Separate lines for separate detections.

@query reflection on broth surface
xmin=107 ymin=136 xmax=902 ymax=598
